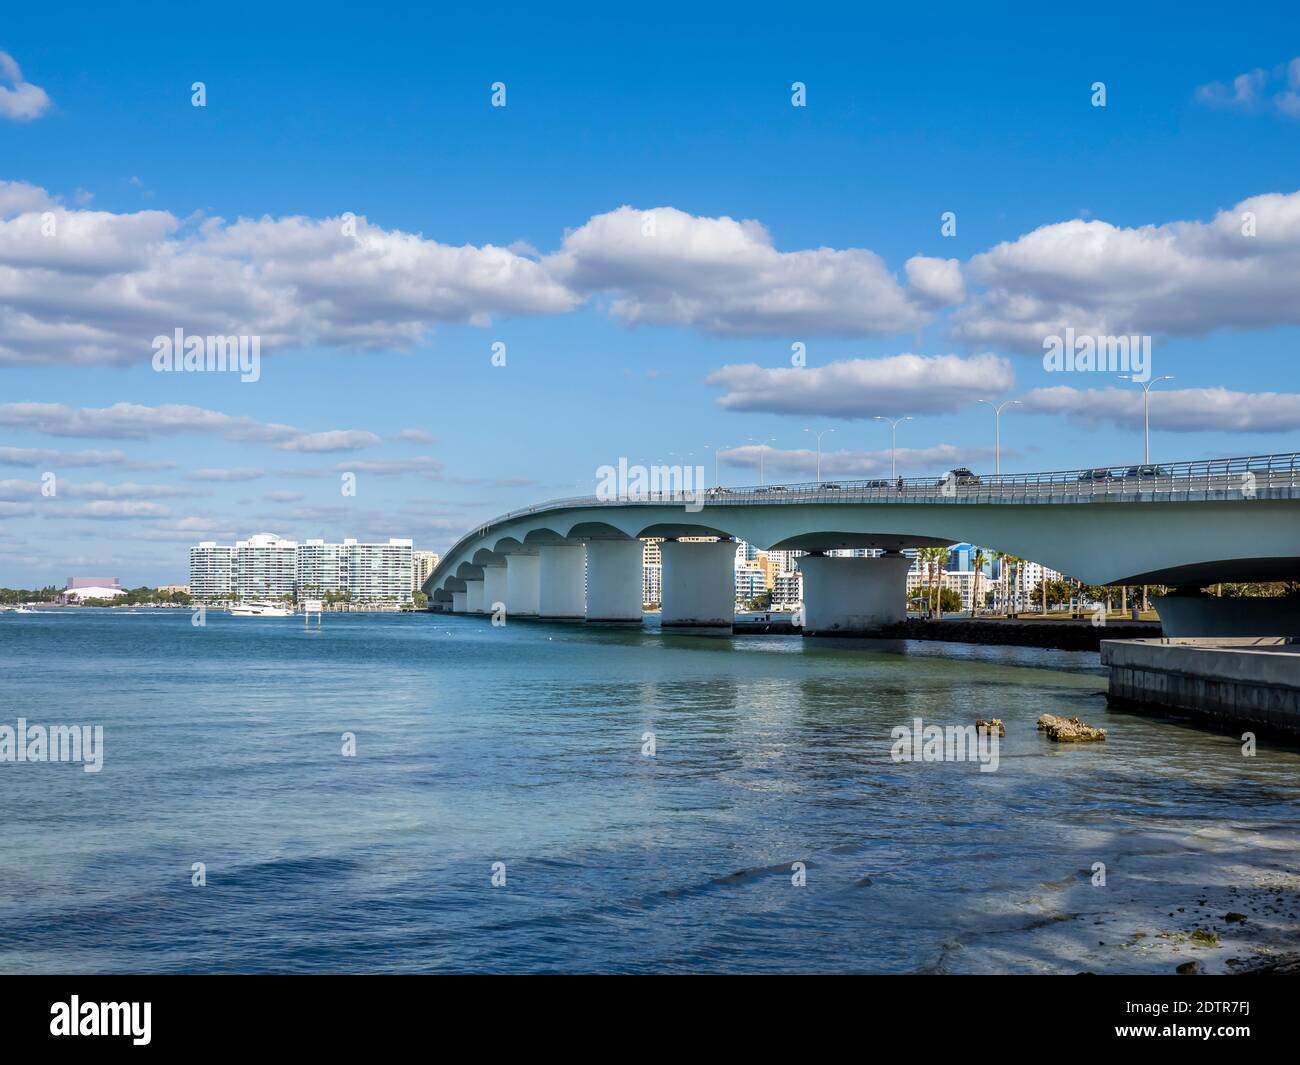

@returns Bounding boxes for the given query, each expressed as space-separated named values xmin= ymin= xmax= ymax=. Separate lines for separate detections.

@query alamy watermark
xmin=0 ymin=718 xmax=103 ymax=773
xmin=890 ymin=717 xmax=999 ymax=773
xmin=151 ymin=328 xmax=261 ymax=382
xmin=1042 ymin=327 xmax=1150 ymax=382
xmin=596 ymin=458 xmax=707 ymax=513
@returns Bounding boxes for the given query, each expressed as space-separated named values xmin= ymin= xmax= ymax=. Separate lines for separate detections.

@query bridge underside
xmin=423 ymin=497 xmax=1300 ymax=636
xmin=1119 ymin=556 xmax=1300 ymax=587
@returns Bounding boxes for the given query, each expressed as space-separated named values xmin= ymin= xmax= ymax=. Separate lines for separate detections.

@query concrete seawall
xmin=878 ymin=618 xmax=1160 ymax=652
xmin=1102 ymin=637 xmax=1300 ymax=737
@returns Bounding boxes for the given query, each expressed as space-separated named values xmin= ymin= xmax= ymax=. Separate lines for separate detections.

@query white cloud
xmin=0 ymin=52 xmax=51 ymax=122
xmin=337 ymin=457 xmax=445 ymax=476
xmin=1196 ymin=58 xmax=1300 ymax=118
xmin=185 ymin=467 xmax=265 ymax=482
xmin=0 ymin=446 xmax=163 ymax=469
xmin=546 ymin=205 xmax=932 ymax=336
xmin=706 ymin=353 xmax=1014 ymax=418
xmin=0 ymin=402 xmax=380 ymax=452
xmin=397 ymin=428 xmax=436 ymax=443
xmin=1019 ymin=386 xmax=1300 ymax=433
xmin=67 ymin=501 xmax=170 ymax=519
xmin=956 ymin=190 xmax=1300 ymax=350
xmin=903 ymin=256 xmax=965 ymax=307
xmin=0 ymin=185 xmax=578 ymax=367
xmin=721 ymin=443 xmax=1000 ymax=478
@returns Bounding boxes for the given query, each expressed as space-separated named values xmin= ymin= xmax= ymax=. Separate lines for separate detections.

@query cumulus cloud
xmin=1019 ymin=386 xmax=1300 ymax=433
xmin=720 ymin=443 xmax=1000 ymax=478
xmin=1196 ymin=58 xmax=1300 ymax=118
xmin=0 ymin=188 xmax=953 ymax=364
xmin=0 ymin=184 xmax=578 ymax=367
xmin=546 ymin=205 xmax=934 ymax=336
xmin=0 ymin=52 xmax=51 ymax=122
xmin=706 ymin=353 xmax=1014 ymax=418
xmin=903 ymin=256 xmax=965 ymax=307
xmin=0 ymin=402 xmax=380 ymax=452
xmin=956 ymin=190 xmax=1300 ymax=350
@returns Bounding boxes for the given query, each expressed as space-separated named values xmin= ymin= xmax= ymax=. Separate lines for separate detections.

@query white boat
xmin=13 ymin=606 xmax=35 ymax=614
xmin=229 ymin=600 xmax=295 ymax=617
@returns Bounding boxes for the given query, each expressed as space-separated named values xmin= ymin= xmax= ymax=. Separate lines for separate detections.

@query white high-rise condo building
xmin=234 ymin=533 xmax=298 ymax=599
xmin=189 ymin=543 xmax=234 ymax=599
xmin=190 ymin=535 xmax=414 ymax=604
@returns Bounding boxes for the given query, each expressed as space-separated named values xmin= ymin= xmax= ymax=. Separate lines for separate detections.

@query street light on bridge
xmin=873 ymin=416 xmax=912 ymax=480
xmin=703 ymin=443 xmax=730 ymax=488
xmin=747 ymin=437 xmax=775 ymax=486
xmin=802 ymin=427 xmax=835 ymax=481
xmin=1120 ymin=374 xmax=1175 ymax=464
xmin=976 ymin=398 xmax=1021 ymax=476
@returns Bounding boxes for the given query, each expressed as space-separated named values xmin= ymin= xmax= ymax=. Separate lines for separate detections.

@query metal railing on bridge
xmin=432 ymin=452 xmax=1300 ymax=576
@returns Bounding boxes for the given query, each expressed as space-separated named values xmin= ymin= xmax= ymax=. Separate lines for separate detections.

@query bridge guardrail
xmin=429 ymin=451 xmax=1300 ymax=584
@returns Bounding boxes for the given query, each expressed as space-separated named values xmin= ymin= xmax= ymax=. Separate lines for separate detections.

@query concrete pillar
xmin=505 ymin=554 xmax=540 ymax=617
xmin=585 ymin=539 xmax=643 ymax=625
xmin=661 ymin=539 xmax=735 ymax=633
xmin=451 ymin=591 xmax=467 ymax=613
xmin=538 ymin=543 xmax=586 ymax=620
xmin=482 ymin=564 xmax=507 ymax=615
xmin=799 ymin=552 xmax=912 ymax=635
xmin=464 ymin=578 xmax=485 ymax=614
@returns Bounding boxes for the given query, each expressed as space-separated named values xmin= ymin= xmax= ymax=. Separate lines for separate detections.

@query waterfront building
xmin=62 ymin=576 xmax=125 ymax=602
xmin=190 ymin=535 xmax=414 ymax=604
xmin=735 ymin=564 xmax=767 ymax=604
xmin=189 ymin=543 xmax=234 ymax=599
xmin=234 ymin=533 xmax=299 ymax=599
xmin=772 ymin=570 xmax=803 ymax=610
xmin=412 ymin=550 xmax=440 ymax=592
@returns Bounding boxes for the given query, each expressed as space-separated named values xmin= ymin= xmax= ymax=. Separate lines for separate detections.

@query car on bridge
xmin=1123 ymin=464 xmax=1171 ymax=478
xmin=937 ymin=467 xmax=981 ymax=487
xmin=1078 ymin=467 xmax=1117 ymax=482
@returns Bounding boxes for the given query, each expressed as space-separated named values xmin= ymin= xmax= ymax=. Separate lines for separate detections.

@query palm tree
xmin=972 ymin=548 xmax=984 ymax=617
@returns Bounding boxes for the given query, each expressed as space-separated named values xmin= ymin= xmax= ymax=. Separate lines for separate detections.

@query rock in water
xmin=1037 ymin=713 xmax=1106 ymax=742
xmin=976 ymin=718 xmax=1006 ymax=737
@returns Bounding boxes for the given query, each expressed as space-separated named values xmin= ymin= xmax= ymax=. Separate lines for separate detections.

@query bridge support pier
xmin=481 ymin=563 xmax=507 ymax=616
xmin=585 ymin=540 xmax=643 ymax=625
xmin=799 ymin=552 xmax=912 ymax=635
xmin=504 ymin=554 xmax=540 ymax=617
xmin=661 ymin=539 xmax=735 ymax=634
xmin=451 ymin=590 xmax=467 ymax=613
xmin=538 ymin=544 xmax=586 ymax=620
xmin=464 ymin=578 xmax=485 ymax=614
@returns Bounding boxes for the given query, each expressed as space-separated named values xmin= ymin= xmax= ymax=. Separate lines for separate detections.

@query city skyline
xmin=4 ymin=4 xmax=1300 ymax=587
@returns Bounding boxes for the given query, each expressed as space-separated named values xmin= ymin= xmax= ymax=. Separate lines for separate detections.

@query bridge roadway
xmin=424 ymin=452 xmax=1300 ymax=637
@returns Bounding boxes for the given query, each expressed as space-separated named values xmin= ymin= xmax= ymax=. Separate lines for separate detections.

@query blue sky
xmin=2 ymin=1 xmax=1299 ymax=584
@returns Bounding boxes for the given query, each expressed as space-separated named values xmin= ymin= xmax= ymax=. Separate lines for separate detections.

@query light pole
xmin=704 ymin=444 xmax=730 ymax=488
xmin=747 ymin=437 xmax=775 ymax=486
xmin=803 ymin=427 xmax=835 ymax=482
xmin=1120 ymin=375 xmax=1174 ymax=464
xmin=977 ymin=398 xmax=1021 ymax=476
xmin=873 ymin=416 xmax=912 ymax=479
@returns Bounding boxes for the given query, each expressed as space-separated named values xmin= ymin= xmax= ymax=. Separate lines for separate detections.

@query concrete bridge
xmin=424 ymin=452 xmax=1300 ymax=637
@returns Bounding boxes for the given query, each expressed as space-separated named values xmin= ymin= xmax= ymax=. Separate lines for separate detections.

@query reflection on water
xmin=0 ymin=609 xmax=1296 ymax=974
